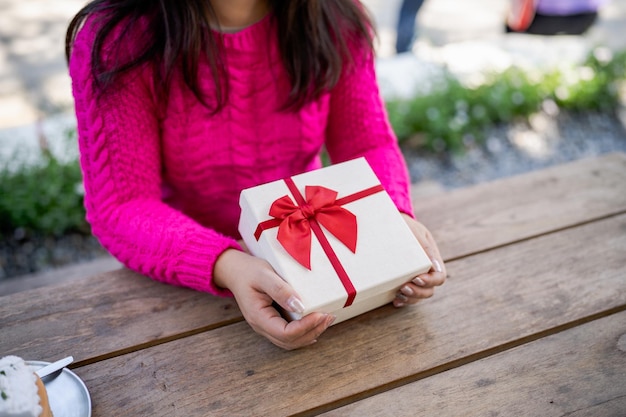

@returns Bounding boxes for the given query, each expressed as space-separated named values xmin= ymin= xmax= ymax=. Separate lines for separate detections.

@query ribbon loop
xmin=266 ymin=185 xmax=357 ymax=269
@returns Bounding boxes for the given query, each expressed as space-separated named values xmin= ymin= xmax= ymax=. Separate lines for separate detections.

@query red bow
xmin=269 ymin=185 xmax=357 ymax=269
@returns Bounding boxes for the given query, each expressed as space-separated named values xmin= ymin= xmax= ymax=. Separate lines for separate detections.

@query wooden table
xmin=2 ymin=153 xmax=625 ymax=416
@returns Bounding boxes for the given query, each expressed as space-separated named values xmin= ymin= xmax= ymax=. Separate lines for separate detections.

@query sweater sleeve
xmin=324 ymin=47 xmax=415 ymax=217
xmin=69 ymin=22 xmax=238 ymax=296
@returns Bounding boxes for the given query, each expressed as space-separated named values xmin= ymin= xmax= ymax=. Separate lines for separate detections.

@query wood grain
xmin=414 ymin=152 xmax=626 ymax=260
xmin=0 ymin=256 xmax=121 ymax=296
xmin=75 ymin=214 xmax=626 ymax=416
xmin=321 ymin=311 xmax=626 ymax=417
xmin=2 ymin=154 xmax=624 ymax=367
xmin=0 ymin=268 xmax=242 ymax=364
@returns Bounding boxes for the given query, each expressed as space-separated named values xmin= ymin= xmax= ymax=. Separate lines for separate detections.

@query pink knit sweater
xmin=69 ymin=13 xmax=414 ymax=296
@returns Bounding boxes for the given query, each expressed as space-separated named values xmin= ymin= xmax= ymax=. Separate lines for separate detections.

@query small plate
xmin=27 ymin=361 xmax=92 ymax=417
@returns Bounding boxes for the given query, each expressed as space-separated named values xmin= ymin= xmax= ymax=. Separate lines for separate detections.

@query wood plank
xmin=414 ymin=152 xmax=626 ymax=260
xmin=75 ymin=214 xmax=626 ymax=416
xmin=0 ymin=268 xmax=242 ymax=365
xmin=0 ymin=255 xmax=121 ymax=296
xmin=321 ymin=311 xmax=626 ymax=417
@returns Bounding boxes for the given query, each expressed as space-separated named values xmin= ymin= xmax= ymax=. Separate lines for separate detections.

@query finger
xmin=256 ymin=271 xmax=307 ymax=317
xmin=429 ymin=256 xmax=445 ymax=275
xmin=262 ymin=313 xmax=333 ymax=350
xmin=397 ymin=283 xmax=435 ymax=303
xmin=413 ymin=269 xmax=447 ymax=287
xmin=285 ymin=313 xmax=335 ymax=347
xmin=421 ymin=243 xmax=444 ymax=273
xmin=393 ymin=292 xmax=432 ymax=307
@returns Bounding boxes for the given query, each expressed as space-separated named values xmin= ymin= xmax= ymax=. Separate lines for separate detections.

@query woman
xmin=66 ymin=0 xmax=446 ymax=350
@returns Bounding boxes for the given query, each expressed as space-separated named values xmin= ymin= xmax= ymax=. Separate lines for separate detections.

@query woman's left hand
xmin=393 ymin=214 xmax=447 ymax=307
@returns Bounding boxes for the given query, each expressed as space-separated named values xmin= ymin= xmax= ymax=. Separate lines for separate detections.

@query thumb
xmin=259 ymin=273 xmax=306 ymax=317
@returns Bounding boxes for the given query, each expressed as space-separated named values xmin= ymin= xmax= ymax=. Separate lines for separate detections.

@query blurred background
xmin=1 ymin=0 xmax=625 ymax=286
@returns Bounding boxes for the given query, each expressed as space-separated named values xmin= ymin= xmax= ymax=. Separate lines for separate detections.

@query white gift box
xmin=238 ymin=157 xmax=432 ymax=325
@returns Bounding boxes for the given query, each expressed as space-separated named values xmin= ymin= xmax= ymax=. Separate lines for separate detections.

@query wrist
xmin=213 ymin=248 xmax=243 ymax=290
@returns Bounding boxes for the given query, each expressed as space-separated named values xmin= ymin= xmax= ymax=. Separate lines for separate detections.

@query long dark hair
xmin=65 ymin=0 xmax=374 ymax=112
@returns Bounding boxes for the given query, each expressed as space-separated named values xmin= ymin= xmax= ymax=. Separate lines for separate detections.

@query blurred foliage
xmin=1 ymin=48 xmax=624 ymax=237
xmin=387 ymin=47 xmax=626 ymax=153
xmin=0 ymin=139 xmax=87 ymax=238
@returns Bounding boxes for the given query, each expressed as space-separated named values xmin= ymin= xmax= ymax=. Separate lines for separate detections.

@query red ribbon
xmin=254 ymin=177 xmax=384 ymax=307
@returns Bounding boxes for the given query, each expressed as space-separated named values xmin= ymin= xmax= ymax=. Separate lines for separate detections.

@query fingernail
xmin=412 ymin=277 xmax=426 ymax=287
xmin=401 ymin=285 xmax=414 ymax=296
xmin=396 ymin=293 xmax=409 ymax=302
xmin=317 ymin=314 xmax=329 ymax=326
xmin=287 ymin=296 xmax=305 ymax=314
xmin=326 ymin=315 xmax=337 ymax=327
xmin=432 ymin=259 xmax=443 ymax=273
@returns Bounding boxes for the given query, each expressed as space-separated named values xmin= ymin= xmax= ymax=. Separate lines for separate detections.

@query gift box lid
xmin=238 ymin=157 xmax=432 ymax=318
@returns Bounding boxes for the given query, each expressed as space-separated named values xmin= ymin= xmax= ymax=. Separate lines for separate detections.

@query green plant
xmin=388 ymin=67 xmax=548 ymax=153
xmin=554 ymin=48 xmax=626 ymax=111
xmin=0 ymin=146 xmax=87 ymax=238
xmin=386 ymin=47 xmax=626 ymax=153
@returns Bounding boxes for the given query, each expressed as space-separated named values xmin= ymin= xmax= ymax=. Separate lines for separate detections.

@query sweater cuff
xmin=175 ymin=231 xmax=242 ymax=297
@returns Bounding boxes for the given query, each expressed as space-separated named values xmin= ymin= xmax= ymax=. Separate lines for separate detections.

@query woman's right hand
xmin=213 ymin=249 xmax=335 ymax=350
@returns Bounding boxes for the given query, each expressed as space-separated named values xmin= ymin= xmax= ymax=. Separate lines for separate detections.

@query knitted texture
xmin=69 ymin=14 xmax=414 ymax=295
